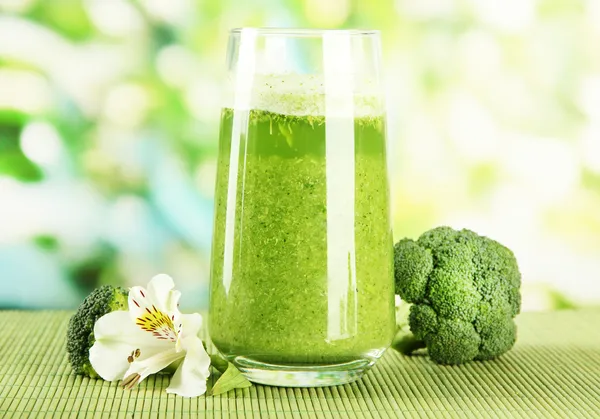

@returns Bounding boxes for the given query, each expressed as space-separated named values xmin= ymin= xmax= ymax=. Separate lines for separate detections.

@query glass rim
xmin=229 ymin=27 xmax=380 ymax=37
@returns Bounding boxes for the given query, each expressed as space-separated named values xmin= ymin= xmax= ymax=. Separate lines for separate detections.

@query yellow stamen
xmin=135 ymin=306 xmax=179 ymax=342
xmin=122 ymin=373 xmax=141 ymax=390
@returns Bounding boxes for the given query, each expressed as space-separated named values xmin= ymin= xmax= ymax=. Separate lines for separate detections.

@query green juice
xmin=209 ymin=107 xmax=395 ymax=365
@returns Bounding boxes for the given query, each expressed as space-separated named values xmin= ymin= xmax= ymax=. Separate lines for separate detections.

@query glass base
xmin=232 ymin=357 xmax=375 ymax=387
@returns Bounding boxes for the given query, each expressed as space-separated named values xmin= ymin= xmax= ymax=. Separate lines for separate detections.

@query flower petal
xmin=122 ymin=348 xmax=184 ymax=389
xmin=148 ymin=274 xmax=182 ymax=313
xmin=89 ymin=339 xmax=132 ymax=381
xmin=180 ymin=313 xmax=203 ymax=340
xmin=89 ymin=311 xmax=172 ymax=381
xmin=93 ymin=310 xmax=172 ymax=349
xmin=128 ymin=274 xmax=181 ymax=319
xmin=166 ymin=337 xmax=211 ymax=398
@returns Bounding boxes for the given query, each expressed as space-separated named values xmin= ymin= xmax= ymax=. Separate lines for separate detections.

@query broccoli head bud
xmin=66 ymin=285 xmax=129 ymax=377
xmin=474 ymin=299 xmax=517 ymax=360
xmin=393 ymin=226 xmax=521 ymax=365
xmin=426 ymin=318 xmax=481 ymax=365
xmin=408 ymin=304 xmax=437 ymax=341
xmin=394 ymin=238 xmax=433 ymax=302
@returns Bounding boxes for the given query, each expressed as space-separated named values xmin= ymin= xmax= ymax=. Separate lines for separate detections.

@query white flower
xmin=89 ymin=274 xmax=210 ymax=398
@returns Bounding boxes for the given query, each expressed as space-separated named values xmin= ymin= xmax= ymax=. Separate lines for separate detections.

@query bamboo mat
xmin=0 ymin=309 xmax=599 ymax=418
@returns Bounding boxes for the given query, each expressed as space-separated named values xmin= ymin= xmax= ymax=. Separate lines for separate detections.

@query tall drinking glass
xmin=209 ymin=28 xmax=395 ymax=387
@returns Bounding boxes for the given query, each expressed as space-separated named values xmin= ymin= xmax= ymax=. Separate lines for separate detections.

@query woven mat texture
xmin=0 ymin=310 xmax=599 ymax=418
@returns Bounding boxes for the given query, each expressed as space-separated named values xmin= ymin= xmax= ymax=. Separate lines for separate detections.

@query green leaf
xmin=209 ymin=353 xmax=229 ymax=374
xmin=210 ymin=362 xmax=252 ymax=396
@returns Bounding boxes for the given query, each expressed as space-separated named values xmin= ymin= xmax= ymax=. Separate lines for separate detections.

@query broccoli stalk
xmin=393 ymin=226 xmax=521 ymax=365
xmin=66 ymin=285 xmax=129 ymax=377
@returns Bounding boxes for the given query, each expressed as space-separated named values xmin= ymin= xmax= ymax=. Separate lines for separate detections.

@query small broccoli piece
xmin=393 ymin=226 xmax=521 ymax=365
xmin=66 ymin=285 xmax=129 ymax=377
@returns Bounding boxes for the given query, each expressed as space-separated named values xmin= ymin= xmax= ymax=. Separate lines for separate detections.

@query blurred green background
xmin=0 ymin=0 xmax=598 ymax=311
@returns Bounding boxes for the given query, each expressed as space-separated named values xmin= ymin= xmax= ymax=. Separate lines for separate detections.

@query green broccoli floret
xmin=393 ymin=226 xmax=521 ymax=365
xmin=66 ymin=285 xmax=129 ymax=377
